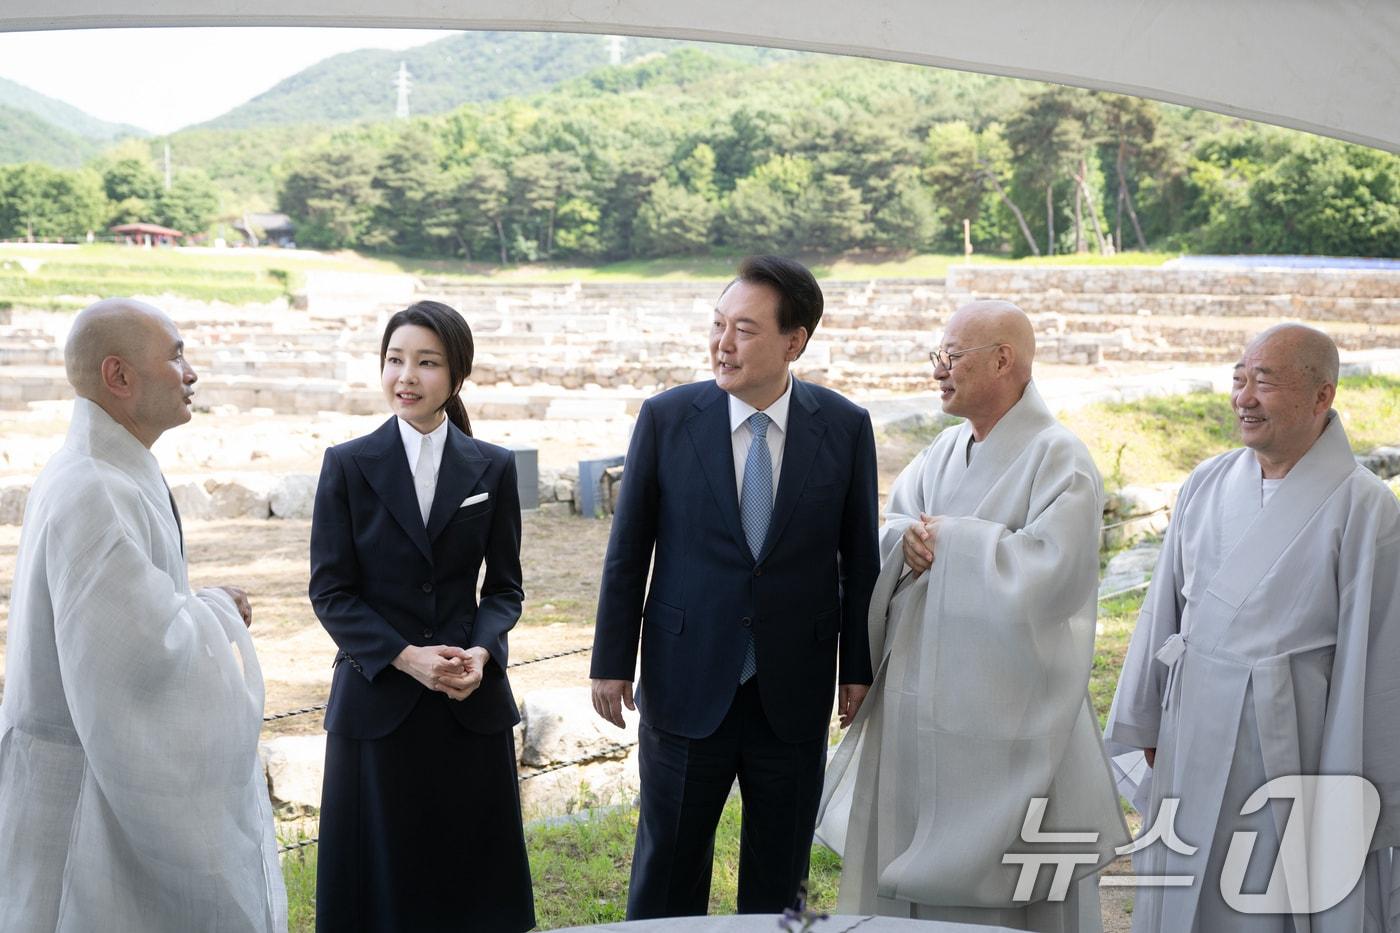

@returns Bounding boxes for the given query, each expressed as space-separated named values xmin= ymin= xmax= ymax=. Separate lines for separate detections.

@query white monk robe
xmin=818 ymin=383 xmax=1129 ymax=931
xmin=0 ymin=399 xmax=287 ymax=932
xmin=1105 ymin=412 xmax=1400 ymax=933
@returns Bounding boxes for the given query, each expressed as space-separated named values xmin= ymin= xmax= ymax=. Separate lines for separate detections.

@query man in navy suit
xmin=591 ymin=255 xmax=879 ymax=918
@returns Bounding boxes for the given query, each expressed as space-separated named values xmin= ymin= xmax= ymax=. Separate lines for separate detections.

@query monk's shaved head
xmin=63 ymin=298 xmax=196 ymax=448
xmin=945 ymin=300 xmax=1036 ymax=383
xmin=65 ymin=299 xmax=169 ymax=398
xmin=935 ymin=300 xmax=1037 ymax=439
xmin=1233 ymin=322 xmax=1338 ymax=478
xmin=1246 ymin=323 xmax=1340 ymax=388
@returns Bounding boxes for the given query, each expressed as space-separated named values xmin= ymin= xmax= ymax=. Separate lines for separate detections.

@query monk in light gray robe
xmin=1106 ymin=324 xmax=1400 ymax=932
xmin=0 ymin=300 xmax=287 ymax=932
xmin=818 ymin=301 xmax=1129 ymax=932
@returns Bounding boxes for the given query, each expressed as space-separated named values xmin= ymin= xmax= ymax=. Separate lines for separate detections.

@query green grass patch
xmin=1334 ymin=375 xmax=1400 ymax=452
xmin=280 ymin=798 xmax=842 ymax=931
xmin=527 ymin=808 xmax=638 ymax=928
xmin=1092 ymin=590 xmax=1147 ymax=729
xmin=278 ymin=835 xmax=319 ymax=933
xmin=1064 ymin=391 xmax=1239 ymax=488
xmin=0 ymin=272 xmax=287 ymax=305
xmin=388 ymin=254 xmax=747 ymax=283
xmin=0 ymin=243 xmax=392 ymax=274
xmin=375 ymin=250 xmax=1180 ymax=284
xmin=0 ymin=245 xmax=1180 ymax=298
xmin=0 ymin=243 xmax=393 ymax=306
xmin=0 ymin=294 xmax=88 ymax=311
xmin=528 ymin=801 xmax=842 ymax=928
xmin=0 ymin=262 xmax=290 ymax=305
xmin=15 ymin=262 xmax=270 ymax=282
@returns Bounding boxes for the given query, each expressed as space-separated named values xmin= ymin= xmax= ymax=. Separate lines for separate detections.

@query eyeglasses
xmin=929 ymin=343 xmax=1004 ymax=370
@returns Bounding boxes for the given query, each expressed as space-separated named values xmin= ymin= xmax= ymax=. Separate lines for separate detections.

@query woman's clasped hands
xmin=392 ymin=644 xmax=489 ymax=700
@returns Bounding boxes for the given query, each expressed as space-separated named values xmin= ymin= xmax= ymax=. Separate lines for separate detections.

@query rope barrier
xmin=1098 ymin=580 xmax=1153 ymax=603
xmin=261 ymin=645 xmax=592 ymax=723
xmin=1101 ymin=506 xmax=1169 ymax=532
xmin=277 ymin=838 xmax=319 ymax=855
xmin=263 ymin=703 xmax=327 ymax=723
xmin=519 ymin=741 xmax=637 ymax=782
xmin=276 ymin=739 xmax=638 ymax=855
xmin=508 ymin=645 xmax=592 ymax=667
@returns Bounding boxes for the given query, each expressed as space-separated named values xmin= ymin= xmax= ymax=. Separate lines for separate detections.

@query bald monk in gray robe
xmin=1107 ymin=324 xmax=1400 ymax=932
xmin=0 ymin=299 xmax=286 ymax=932
xmin=819 ymin=301 xmax=1128 ymax=932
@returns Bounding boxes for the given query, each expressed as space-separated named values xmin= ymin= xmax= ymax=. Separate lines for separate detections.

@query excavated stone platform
xmin=2 ymin=265 xmax=1396 ymax=413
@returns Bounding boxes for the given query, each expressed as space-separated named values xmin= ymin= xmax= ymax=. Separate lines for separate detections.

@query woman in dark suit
xmin=309 ymin=300 xmax=534 ymax=932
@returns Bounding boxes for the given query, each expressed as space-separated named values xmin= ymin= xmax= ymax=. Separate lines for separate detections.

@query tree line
xmin=278 ymin=53 xmax=1400 ymax=260
xmin=3 ymin=50 xmax=1399 ymax=258
xmin=0 ymin=153 xmax=220 ymax=241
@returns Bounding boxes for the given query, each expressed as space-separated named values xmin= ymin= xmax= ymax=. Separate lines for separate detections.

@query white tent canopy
xmin=4 ymin=0 xmax=1399 ymax=154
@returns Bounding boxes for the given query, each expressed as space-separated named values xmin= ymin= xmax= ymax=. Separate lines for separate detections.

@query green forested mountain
xmin=3 ymin=38 xmax=1398 ymax=259
xmin=198 ymin=31 xmax=795 ymax=131
xmin=0 ymin=104 xmax=98 ymax=167
xmin=0 ymin=76 xmax=149 ymax=167
xmin=269 ymin=47 xmax=1400 ymax=261
xmin=0 ymin=76 xmax=146 ymax=142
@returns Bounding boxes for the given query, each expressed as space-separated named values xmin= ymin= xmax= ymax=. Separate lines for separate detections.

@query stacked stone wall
xmin=2 ymin=266 xmax=1396 ymax=413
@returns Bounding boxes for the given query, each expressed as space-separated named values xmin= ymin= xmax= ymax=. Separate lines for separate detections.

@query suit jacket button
xmin=753 ymin=567 xmax=763 ymax=577
xmin=422 ymin=629 xmax=433 ymax=639
xmin=741 ymin=616 xmax=752 ymax=628
xmin=421 ymin=582 xmax=433 ymax=593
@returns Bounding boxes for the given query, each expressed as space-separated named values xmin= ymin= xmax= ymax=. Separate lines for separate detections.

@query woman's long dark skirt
xmin=316 ymin=691 xmax=535 ymax=932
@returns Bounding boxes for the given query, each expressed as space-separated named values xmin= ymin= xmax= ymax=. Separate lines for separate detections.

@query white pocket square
xmin=459 ymin=492 xmax=490 ymax=508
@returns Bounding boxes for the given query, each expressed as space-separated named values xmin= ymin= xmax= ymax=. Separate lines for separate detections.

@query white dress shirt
xmin=728 ymin=376 xmax=792 ymax=506
xmin=398 ymin=416 xmax=449 ymax=510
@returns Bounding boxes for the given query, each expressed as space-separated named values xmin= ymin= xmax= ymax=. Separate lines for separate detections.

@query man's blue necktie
xmin=738 ymin=411 xmax=772 ymax=684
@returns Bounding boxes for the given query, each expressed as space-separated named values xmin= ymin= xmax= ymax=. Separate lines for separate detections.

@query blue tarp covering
xmin=1165 ymin=255 xmax=1400 ymax=271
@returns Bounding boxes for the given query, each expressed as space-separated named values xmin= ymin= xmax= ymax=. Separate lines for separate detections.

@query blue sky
xmin=0 ymin=27 xmax=459 ymax=134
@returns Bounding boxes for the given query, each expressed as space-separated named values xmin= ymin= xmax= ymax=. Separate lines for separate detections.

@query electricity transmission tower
xmin=395 ymin=61 xmax=412 ymax=119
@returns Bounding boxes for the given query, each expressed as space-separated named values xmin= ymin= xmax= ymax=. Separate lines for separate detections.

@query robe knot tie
xmin=1155 ymin=633 xmax=1188 ymax=710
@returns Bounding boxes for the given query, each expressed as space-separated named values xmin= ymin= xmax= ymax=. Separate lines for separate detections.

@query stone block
xmin=537 ymin=468 xmax=560 ymax=503
xmin=260 ymin=734 xmax=327 ymax=810
xmin=169 ymin=479 xmax=214 ymax=520
xmin=1358 ymin=446 xmax=1400 ymax=481
xmin=270 ymin=474 xmax=318 ymax=519
xmin=604 ymin=465 xmax=624 ymax=515
xmin=1105 ymin=482 xmax=1180 ymax=521
xmin=519 ymin=686 xmax=638 ymax=769
xmin=518 ymin=749 xmax=641 ymax=820
xmin=577 ymin=456 xmax=624 ymax=518
xmin=1104 ymin=544 xmax=1162 ymax=578
xmin=1099 ymin=542 xmax=1163 ymax=599
xmin=0 ymin=477 xmax=31 ymax=525
xmin=205 ymin=474 xmax=275 ymax=519
xmin=510 ymin=446 xmax=539 ymax=510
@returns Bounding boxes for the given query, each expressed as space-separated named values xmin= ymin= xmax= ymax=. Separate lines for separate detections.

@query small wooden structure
xmin=233 ymin=212 xmax=296 ymax=248
xmin=111 ymin=222 xmax=184 ymax=247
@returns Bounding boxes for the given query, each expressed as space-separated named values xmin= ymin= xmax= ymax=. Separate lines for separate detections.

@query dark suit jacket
xmin=591 ymin=378 xmax=879 ymax=744
xmin=309 ymin=416 xmax=523 ymax=740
